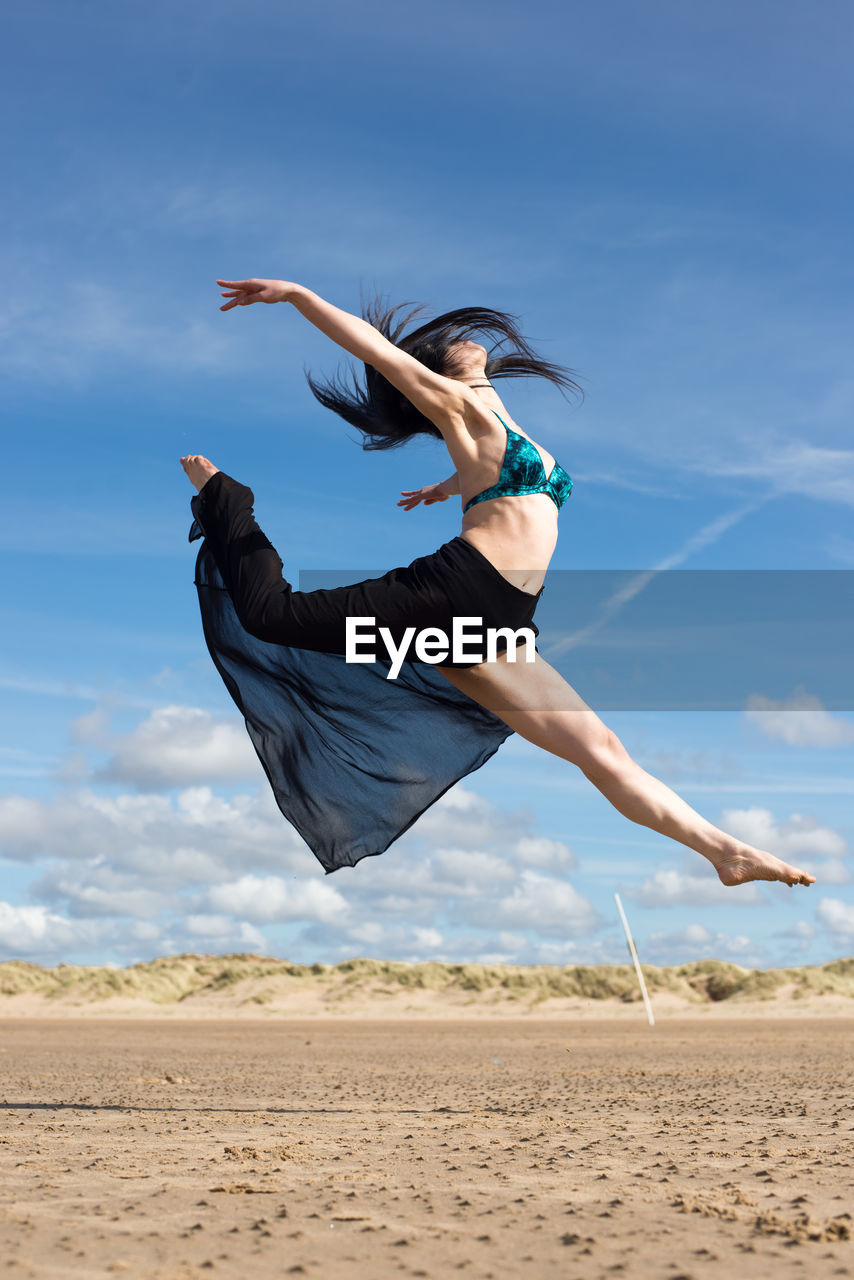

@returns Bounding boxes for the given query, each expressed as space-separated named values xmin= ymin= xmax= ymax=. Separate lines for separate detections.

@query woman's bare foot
xmin=180 ymin=455 xmax=220 ymax=493
xmin=710 ymin=843 xmax=816 ymax=888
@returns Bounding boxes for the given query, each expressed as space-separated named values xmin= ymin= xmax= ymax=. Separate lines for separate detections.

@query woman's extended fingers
xmin=216 ymin=278 xmax=266 ymax=311
xmin=398 ymin=488 xmax=444 ymax=510
xmin=398 ymin=490 xmax=427 ymax=510
xmin=218 ymin=281 xmax=256 ymax=311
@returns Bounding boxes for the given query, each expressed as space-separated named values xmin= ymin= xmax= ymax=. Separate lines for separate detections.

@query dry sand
xmin=1 ymin=1015 xmax=852 ymax=1279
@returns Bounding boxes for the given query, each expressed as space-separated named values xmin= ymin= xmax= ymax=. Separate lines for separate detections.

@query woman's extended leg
xmin=438 ymin=650 xmax=816 ymax=888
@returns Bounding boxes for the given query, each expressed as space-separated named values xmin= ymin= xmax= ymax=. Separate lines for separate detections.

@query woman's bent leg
xmin=193 ymin=471 xmax=353 ymax=650
xmin=438 ymin=651 xmax=815 ymax=888
xmin=193 ymin=472 xmax=292 ymax=632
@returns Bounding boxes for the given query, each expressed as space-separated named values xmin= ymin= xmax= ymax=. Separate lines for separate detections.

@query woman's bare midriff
xmin=451 ymin=400 xmax=561 ymax=596
xmin=459 ymin=498 xmax=558 ymax=595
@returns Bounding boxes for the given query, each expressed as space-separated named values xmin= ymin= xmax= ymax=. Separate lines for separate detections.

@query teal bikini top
xmin=462 ymin=411 xmax=573 ymax=515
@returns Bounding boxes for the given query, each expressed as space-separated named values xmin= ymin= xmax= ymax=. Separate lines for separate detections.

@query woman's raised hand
xmin=216 ymin=278 xmax=295 ymax=310
xmin=398 ymin=483 xmax=450 ymax=511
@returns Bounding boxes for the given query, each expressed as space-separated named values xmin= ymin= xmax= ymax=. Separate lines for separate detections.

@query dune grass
xmin=0 ymin=954 xmax=852 ymax=1007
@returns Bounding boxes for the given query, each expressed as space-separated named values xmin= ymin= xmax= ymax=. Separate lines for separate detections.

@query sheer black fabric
xmin=188 ymin=472 xmax=543 ymax=874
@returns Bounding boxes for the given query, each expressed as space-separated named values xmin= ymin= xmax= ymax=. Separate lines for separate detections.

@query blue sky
xmin=2 ymin=0 xmax=853 ymax=971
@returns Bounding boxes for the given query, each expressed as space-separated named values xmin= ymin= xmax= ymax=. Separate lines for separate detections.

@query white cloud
xmin=0 ymin=900 xmax=274 ymax=966
xmin=129 ymin=921 xmax=161 ymax=943
xmin=721 ymin=807 xmax=847 ymax=861
xmin=489 ymin=870 xmax=599 ymax=937
xmin=0 ymin=904 xmax=167 ymax=962
xmin=810 ymin=859 xmax=851 ymax=886
xmin=746 ymin=688 xmax=854 ymax=748
xmin=183 ymin=916 xmax=268 ymax=952
xmin=203 ymin=874 xmax=350 ymax=926
xmin=632 ymin=868 xmax=763 ymax=907
xmin=491 ymin=935 xmax=632 ymax=967
xmin=1 ymin=762 xmax=602 ymax=963
xmin=777 ymin=920 xmax=816 ymax=941
xmin=0 ymin=902 xmax=82 ymax=955
xmin=429 ymin=848 xmax=517 ymax=888
xmin=95 ymin=705 xmax=261 ymax=787
xmin=513 ymin=836 xmax=577 ymax=871
xmin=305 ymin=919 xmax=445 ymax=962
xmin=0 ymin=784 xmax=308 ymax=877
xmin=645 ymin=922 xmax=757 ymax=961
xmin=348 ymin=921 xmax=385 ymax=948
xmin=412 ymin=784 xmax=531 ymax=850
xmin=34 ymin=869 xmax=167 ymax=920
xmin=70 ymin=701 xmax=116 ymax=747
xmin=412 ymin=926 xmax=443 ymax=950
xmin=816 ymin=897 xmax=854 ymax=938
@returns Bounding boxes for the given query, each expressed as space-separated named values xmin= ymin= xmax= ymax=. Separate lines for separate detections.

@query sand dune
xmin=1 ymin=954 xmax=853 ymax=1018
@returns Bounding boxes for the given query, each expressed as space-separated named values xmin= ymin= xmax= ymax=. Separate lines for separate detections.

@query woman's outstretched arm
xmin=216 ymin=278 xmax=472 ymax=429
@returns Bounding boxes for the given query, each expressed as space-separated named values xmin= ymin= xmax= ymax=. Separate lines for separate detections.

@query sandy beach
xmin=1 ymin=1014 xmax=852 ymax=1279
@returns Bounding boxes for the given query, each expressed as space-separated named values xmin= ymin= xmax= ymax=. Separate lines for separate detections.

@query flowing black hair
xmin=304 ymin=293 xmax=584 ymax=451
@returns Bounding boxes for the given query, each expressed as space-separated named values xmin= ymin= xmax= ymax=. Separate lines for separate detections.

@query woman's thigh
xmin=437 ymin=650 xmax=616 ymax=773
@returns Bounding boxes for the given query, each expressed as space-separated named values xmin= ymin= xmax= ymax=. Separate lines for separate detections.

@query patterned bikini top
xmin=462 ymin=411 xmax=574 ymax=515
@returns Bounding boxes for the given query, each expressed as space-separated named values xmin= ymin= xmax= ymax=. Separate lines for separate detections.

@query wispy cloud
xmin=687 ymin=439 xmax=854 ymax=508
xmin=0 ymin=673 xmax=154 ymax=710
xmin=569 ymin=468 xmax=690 ymax=499
xmin=631 ymin=868 xmax=764 ymax=907
xmin=746 ymin=687 xmax=854 ymax=747
xmin=0 ymin=276 xmax=240 ymax=387
xmin=543 ymin=495 xmax=771 ymax=657
xmin=645 ymin=922 xmax=758 ymax=963
xmin=0 ymin=746 xmax=62 ymax=781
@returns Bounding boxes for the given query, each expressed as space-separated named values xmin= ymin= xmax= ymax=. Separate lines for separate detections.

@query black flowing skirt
xmin=188 ymin=471 xmax=544 ymax=874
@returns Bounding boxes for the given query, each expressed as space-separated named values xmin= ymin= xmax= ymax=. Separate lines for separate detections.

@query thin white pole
xmin=614 ymin=892 xmax=655 ymax=1027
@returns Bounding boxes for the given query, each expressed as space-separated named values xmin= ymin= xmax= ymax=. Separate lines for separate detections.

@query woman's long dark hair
xmin=304 ymin=293 xmax=584 ymax=451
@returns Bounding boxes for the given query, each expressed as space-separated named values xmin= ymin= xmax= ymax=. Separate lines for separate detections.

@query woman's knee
xmin=581 ymin=727 xmax=631 ymax=781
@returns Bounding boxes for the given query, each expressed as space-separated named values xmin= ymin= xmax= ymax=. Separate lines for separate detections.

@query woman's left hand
xmin=398 ymin=484 xmax=449 ymax=510
xmin=216 ymin=278 xmax=296 ymax=310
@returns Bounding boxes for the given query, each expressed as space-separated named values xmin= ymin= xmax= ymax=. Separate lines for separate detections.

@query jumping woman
xmin=181 ymin=277 xmax=815 ymax=891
